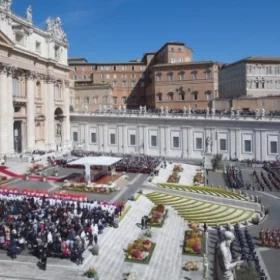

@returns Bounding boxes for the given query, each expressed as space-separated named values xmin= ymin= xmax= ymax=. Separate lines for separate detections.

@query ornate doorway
xmin=54 ymin=107 xmax=64 ymax=150
xmin=14 ymin=121 xmax=22 ymax=153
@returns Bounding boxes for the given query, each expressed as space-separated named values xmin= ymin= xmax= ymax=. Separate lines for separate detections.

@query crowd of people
xmin=259 ymin=228 xmax=280 ymax=248
xmin=115 ymin=155 xmax=160 ymax=174
xmin=224 ymin=166 xmax=245 ymax=189
xmin=92 ymin=106 xmax=280 ymax=119
xmin=0 ymin=193 xmax=122 ymax=269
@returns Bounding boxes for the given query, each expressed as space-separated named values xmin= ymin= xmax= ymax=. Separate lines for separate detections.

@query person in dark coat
xmin=93 ymin=234 xmax=98 ymax=245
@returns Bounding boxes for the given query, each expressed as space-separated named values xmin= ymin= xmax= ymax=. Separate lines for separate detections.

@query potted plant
xmin=83 ymin=267 xmax=99 ymax=279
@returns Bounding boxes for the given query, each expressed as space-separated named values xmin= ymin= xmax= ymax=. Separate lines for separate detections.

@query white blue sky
xmin=12 ymin=0 xmax=280 ymax=63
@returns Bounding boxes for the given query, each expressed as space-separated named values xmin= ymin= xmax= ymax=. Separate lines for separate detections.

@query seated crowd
xmin=0 ymin=193 xmax=122 ymax=266
xmin=225 ymin=166 xmax=245 ymax=189
xmin=70 ymin=151 xmax=160 ymax=174
xmin=115 ymin=155 xmax=160 ymax=174
xmin=259 ymin=228 xmax=280 ymax=248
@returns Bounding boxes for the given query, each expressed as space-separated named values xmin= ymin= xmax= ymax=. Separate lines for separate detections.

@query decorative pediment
xmin=0 ymin=30 xmax=14 ymax=48
xmin=12 ymin=24 xmax=32 ymax=35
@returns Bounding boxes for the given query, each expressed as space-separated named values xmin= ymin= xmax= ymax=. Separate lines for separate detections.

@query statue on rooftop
xmin=46 ymin=16 xmax=68 ymax=44
xmin=26 ymin=5 xmax=32 ymax=22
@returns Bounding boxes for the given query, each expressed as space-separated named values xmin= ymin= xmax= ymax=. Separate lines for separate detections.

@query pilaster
xmin=26 ymin=71 xmax=36 ymax=151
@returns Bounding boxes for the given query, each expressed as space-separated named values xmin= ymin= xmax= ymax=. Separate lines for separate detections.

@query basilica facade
xmin=0 ymin=1 xmax=71 ymax=157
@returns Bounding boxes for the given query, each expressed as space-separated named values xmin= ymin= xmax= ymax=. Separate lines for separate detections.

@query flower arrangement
xmin=125 ymin=239 xmax=155 ymax=264
xmin=167 ymin=171 xmax=180 ymax=183
xmin=193 ymin=170 xmax=205 ymax=185
xmin=173 ymin=164 xmax=183 ymax=173
xmin=0 ymin=175 xmax=7 ymax=182
xmin=28 ymin=164 xmax=45 ymax=174
xmin=147 ymin=204 xmax=167 ymax=227
xmin=61 ymin=183 xmax=116 ymax=193
xmin=183 ymin=229 xmax=203 ymax=256
xmin=83 ymin=267 xmax=99 ymax=279
xmin=183 ymin=261 xmax=200 ymax=271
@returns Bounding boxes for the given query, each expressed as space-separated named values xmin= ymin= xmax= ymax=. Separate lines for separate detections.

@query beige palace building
xmin=0 ymin=1 xmax=71 ymax=156
xmin=69 ymin=42 xmax=220 ymax=112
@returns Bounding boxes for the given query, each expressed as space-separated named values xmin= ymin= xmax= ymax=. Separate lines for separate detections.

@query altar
xmin=68 ymin=156 xmax=122 ymax=183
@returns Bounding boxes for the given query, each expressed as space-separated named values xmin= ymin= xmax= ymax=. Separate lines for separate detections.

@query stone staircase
xmin=83 ymin=195 xmax=192 ymax=280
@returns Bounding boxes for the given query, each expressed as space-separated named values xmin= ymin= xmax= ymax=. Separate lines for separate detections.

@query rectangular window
xmin=196 ymin=138 xmax=203 ymax=150
xmin=244 ymin=140 xmax=252 ymax=153
xmin=73 ymin=132 xmax=78 ymax=142
xmin=270 ymin=141 xmax=278 ymax=154
xmin=91 ymin=132 xmax=97 ymax=144
xmin=151 ymin=135 xmax=157 ymax=147
xmin=173 ymin=136 xmax=180 ymax=148
xmin=130 ymin=134 xmax=136 ymax=146
xmin=35 ymin=41 xmax=41 ymax=53
xmin=110 ymin=133 xmax=116 ymax=145
xmin=220 ymin=139 xmax=227 ymax=151
xmin=192 ymin=72 xmax=197 ymax=80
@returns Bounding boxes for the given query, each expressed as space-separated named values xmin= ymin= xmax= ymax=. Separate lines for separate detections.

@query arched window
xmin=167 ymin=92 xmax=174 ymax=101
xmin=191 ymin=71 xmax=197 ymax=80
xmin=155 ymin=72 xmax=162 ymax=82
xmin=176 ymin=87 xmax=185 ymax=100
xmin=205 ymin=90 xmax=212 ymax=100
xmin=156 ymin=93 xmax=162 ymax=101
xmin=178 ymin=71 xmax=185 ymax=81
xmin=192 ymin=91 xmax=198 ymax=100
xmin=255 ymin=78 xmax=259 ymax=89
xmin=167 ymin=72 xmax=173 ymax=81
xmin=205 ymin=70 xmax=212 ymax=80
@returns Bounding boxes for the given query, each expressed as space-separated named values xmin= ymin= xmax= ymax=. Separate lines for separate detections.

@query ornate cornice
xmin=25 ymin=70 xmax=37 ymax=80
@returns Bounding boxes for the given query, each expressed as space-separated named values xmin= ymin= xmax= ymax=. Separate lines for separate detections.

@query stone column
xmin=187 ymin=127 xmax=193 ymax=159
xmin=0 ymin=65 xmax=14 ymax=156
xmin=182 ymin=126 xmax=189 ymax=159
xmin=63 ymin=80 xmax=71 ymax=150
xmin=45 ymin=78 xmax=55 ymax=150
xmin=6 ymin=67 xmax=14 ymax=154
xmin=26 ymin=71 xmax=36 ymax=151
xmin=159 ymin=126 xmax=165 ymax=157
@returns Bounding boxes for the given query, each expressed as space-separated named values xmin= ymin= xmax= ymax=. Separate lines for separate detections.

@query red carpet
xmin=0 ymin=166 xmax=61 ymax=182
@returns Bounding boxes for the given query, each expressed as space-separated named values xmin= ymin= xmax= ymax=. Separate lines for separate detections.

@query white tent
xmin=68 ymin=156 xmax=122 ymax=183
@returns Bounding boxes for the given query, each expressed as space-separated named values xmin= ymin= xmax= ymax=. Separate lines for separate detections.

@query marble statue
xmin=230 ymin=107 xmax=235 ymax=118
xmin=206 ymin=136 xmax=212 ymax=153
xmin=143 ymin=105 xmax=146 ymax=114
xmin=236 ymin=109 xmax=240 ymax=118
xmin=46 ymin=17 xmax=68 ymax=43
xmin=160 ymin=106 xmax=164 ymax=115
xmin=188 ymin=105 xmax=191 ymax=115
xmin=0 ymin=0 xmax=12 ymax=10
xmin=261 ymin=108 xmax=265 ymax=118
xmin=26 ymin=5 xmax=32 ymax=22
xmin=215 ymin=231 xmax=243 ymax=280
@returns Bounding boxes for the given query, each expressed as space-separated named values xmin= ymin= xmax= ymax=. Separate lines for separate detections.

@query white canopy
xmin=68 ymin=156 xmax=122 ymax=167
xmin=68 ymin=156 xmax=122 ymax=184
